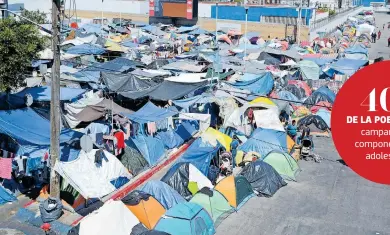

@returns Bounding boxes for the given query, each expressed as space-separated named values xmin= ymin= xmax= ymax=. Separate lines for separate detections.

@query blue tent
xmin=327 ymin=58 xmax=368 ymax=76
xmin=123 ymin=102 xmax=178 ymax=124
xmin=0 ymin=108 xmax=82 ymax=156
xmin=176 ymin=137 xmax=220 ymax=176
xmin=238 ymin=128 xmax=288 ymax=157
xmin=81 ymin=23 xmax=102 ymax=34
xmin=344 ymin=45 xmax=368 ymax=56
xmin=127 ymin=135 xmax=165 ymax=166
xmin=13 ymin=86 xmax=86 ymax=102
xmin=65 ymin=44 xmax=106 ymax=55
xmin=316 ymin=109 xmax=331 ymax=128
xmin=155 ymin=202 xmax=215 ymax=235
xmin=0 ymin=186 xmax=17 ymax=205
xmin=305 ymin=86 xmax=336 ymax=105
xmin=156 ymin=129 xmax=184 ymax=149
xmin=277 ymin=90 xmax=299 ymax=105
xmin=230 ymin=72 xmax=274 ymax=96
xmin=141 ymin=180 xmax=186 ymax=209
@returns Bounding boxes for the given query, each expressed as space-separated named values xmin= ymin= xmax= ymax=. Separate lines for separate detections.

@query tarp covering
xmin=240 ymin=160 xmax=287 ymax=197
xmin=102 ymin=72 xmax=157 ymax=93
xmin=54 ymin=149 xmax=132 ymax=198
xmin=229 ymin=72 xmax=274 ymax=96
xmin=85 ymin=58 xmax=144 ymax=73
xmin=14 ymin=86 xmax=86 ymax=102
xmin=0 ymin=186 xmax=17 ymax=205
xmin=304 ymin=86 xmax=336 ymax=106
xmin=327 ymin=58 xmax=368 ymax=76
xmin=120 ymin=80 xmax=208 ymax=101
xmin=238 ymin=128 xmax=288 ymax=157
xmin=142 ymin=180 xmax=186 ymax=210
xmin=127 ymin=135 xmax=166 ymax=166
xmin=297 ymin=114 xmax=329 ymax=131
xmin=0 ymin=108 xmax=82 ymax=155
xmin=298 ymin=60 xmax=320 ymax=80
xmin=124 ymin=102 xmax=177 ymax=124
xmin=65 ymin=44 xmax=106 ymax=55
xmin=253 ymin=109 xmax=284 ymax=132
xmin=176 ymin=137 xmax=220 ymax=176
xmin=78 ymin=200 xmax=139 ymax=235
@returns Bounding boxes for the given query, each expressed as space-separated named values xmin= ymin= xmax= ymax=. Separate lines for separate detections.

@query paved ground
xmin=367 ymin=13 xmax=390 ymax=60
xmin=217 ymin=135 xmax=390 ymax=235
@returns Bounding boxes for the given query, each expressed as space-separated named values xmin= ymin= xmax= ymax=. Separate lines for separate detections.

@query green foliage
xmin=0 ymin=18 xmax=47 ymax=90
xmin=329 ymin=9 xmax=336 ymax=16
xmin=20 ymin=8 xmax=49 ymax=24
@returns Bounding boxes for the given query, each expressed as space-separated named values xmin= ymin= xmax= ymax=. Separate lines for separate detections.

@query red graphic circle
xmin=332 ymin=61 xmax=390 ymax=185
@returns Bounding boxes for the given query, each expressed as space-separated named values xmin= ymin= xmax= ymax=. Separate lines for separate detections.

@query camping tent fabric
xmin=156 ymin=129 xmax=185 ymax=149
xmin=127 ymin=135 xmax=166 ymax=166
xmin=298 ymin=60 xmax=320 ymax=80
xmin=284 ymin=84 xmax=307 ymax=100
xmin=304 ymin=86 xmax=336 ymax=106
xmin=78 ymin=200 xmax=139 ymax=235
xmin=240 ymin=160 xmax=287 ymax=197
xmin=154 ymin=202 xmax=215 ymax=235
xmin=141 ymin=181 xmax=186 ymax=210
xmin=257 ymin=52 xmax=282 ymax=65
xmin=101 ymin=72 xmax=157 ymax=93
xmin=65 ymin=44 xmax=106 ymax=55
xmin=13 ymin=86 xmax=86 ymax=102
xmin=0 ymin=186 xmax=17 ymax=205
xmin=214 ymin=175 xmax=254 ymax=209
xmin=262 ymin=150 xmax=301 ymax=181
xmin=238 ymin=128 xmax=288 ymax=157
xmin=189 ymin=189 xmax=233 ymax=226
xmin=54 ymin=149 xmax=132 ymax=198
xmin=310 ymin=101 xmax=332 ymax=113
xmin=176 ymin=137 xmax=220 ymax=176
xmin=201 ymin=128 xmax=232 ymax=152
xmin=316 ymin=109 xmax=331 ymax=128
xmin=328 ymin=58 xmax=368 ymax=76
xmin=288 ymin=80 xmax=312 ymax=97
xmin=122 ymin=191 xmax=166 ymax=230
xmin=230 ymin=72 xmax=274 ymax=96
xmin=297 ymin=115 xmax=329 ymax=131
xmin=124 ymin=102 xmax=177 ymax=124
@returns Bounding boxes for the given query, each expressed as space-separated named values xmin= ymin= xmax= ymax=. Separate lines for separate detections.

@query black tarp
xmin=118 ymin=145 xmax=149 ymax=176
xmin=257 ymin=52 xmax=282 ymax=65
xmin=119 ymin=80 xmax=208 ymax=101
xmin=283 ymin=84 xmax=306 ymax=100
xmin=161 ymin=163 xmax=191 ymax=200
xmin=101 ymin=72 xmax=158 ymax=93
xmin=122 ymin=190 xmax=151 ymax=206
xmin=240 ymin=160 xmax=286 ymax=197
xmin=297 ymin=115 xmax=329 ymax=131
xmin=304 ymin=90 xmax=335 ymax=106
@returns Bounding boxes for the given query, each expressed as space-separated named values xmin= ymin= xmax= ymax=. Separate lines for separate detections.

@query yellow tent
xmin=249 ymin=97 xmax=276 ymax=106
xmin=105 ymin=40 xmax=126 ymax=52
xmin=202 ymin=128 xmax=232 ymax=152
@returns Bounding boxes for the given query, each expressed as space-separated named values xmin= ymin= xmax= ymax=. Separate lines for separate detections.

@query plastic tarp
xmin=176 ymin=137 xmax=220 ymax=176
xmin=85 ymin=58 xmax=144 ymax=73
xmin=304 ymin=86 xmax=336 ymax=106
xmin=238 ymin=128 xmax=288 ymax=157
xmin=162 ymin=61 xmax=206 ymax=73
xmin=298 ymin=60 xmax=320 ymax=80
xmin=0 ymin=108 xmax=82 ymax=155
xmin=298 ymin=114 xmax=329 ymax=131
xmin=101 ymin=72 xmax=157 ymax=93
xmin=253 ymin=109 xmax=284 ymax=132
xmin=303 ymin=58 xmax=334 ymax=67
xmin=240 ymin=160 xmax=287 ymax=197
xmin=172 ymin=94 xmax=213 ymax=109
xmin=78 ymin=200 xmax=139 ymax=235
xmin=124 ymin=102 xmax=177 ymax=124
xmin=344 ymin=45 xmax=368 ymax=56
xmin=156 ymin=129 xmax=185 ymax=149
xmin=0 ymin=186 xmax=17 ymax=205
xmin=54 ymin=149 xmax=132 ymax=198
xmin=13 ymin=86 xmax=86 ymax=102
xmin=328 ymin=58 xmax=368 ymax=76
xmin=229 ymin=72 xmax=274 ymax=96
xmin=141 ymin=181 xmax=186 ymax=209
xmin=316 ymin=109 xmax=331 ymax=128
xmin=65 ymin=44 xmax=106 ymax=55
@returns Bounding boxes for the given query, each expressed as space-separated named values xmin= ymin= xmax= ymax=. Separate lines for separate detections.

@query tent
xmin=344 ymin=45 xmax=368 ymax=60
xmin=65 ymin=44 xmax=106 ymax=55
xmin=297 ymin=115 xmax=330 ymax=133
xmin=54 ymin=149 xmax=132 ymax=198
xmin=327 ymin=58 xmax=368 ymax=76
xmin=284 ymin=84 xmax=307 ymax=100
xmin=0 ymin=186 xmax=17 ymax=205
xmin=101 ymin=72 xmax=158 ymax=94
xmin=141 ymin=181 xmax=186 ymax=210
xmin=229 ymin=72 xmax=274 ymax=96
xmin=161 ymin=163 xmax=213 ymax=200
xmin=176 ymin=137 xmax=220 ymax=176
xmin=257 ymin=52 xmax=282 ymax=65
xmin=85 ymin=58 xmax=145 ymax=73
xmin=214 ymin=175 xmax=254 ymax=209
xmin=288 ymin=80 xmax=312 ymax=97
xmin=154 ymin=202 xmax=215 ymax=235
xmin=123 ymin=102 xmax=177 ymax=124
xmin=238 ymin=128 xmax=295 ymax=157
xmin=297 ymin=60 xmax=320 ymax=80
xmin=249 ymin=97 xmax=276 ymax=106
xmin=316 ymin=109 xmax=331 ymax=128
xmin=127 ymin=135 xmax=166 ymax=166
xmin=122 ymin=191 xmax=166 ymax=230
xmin=310 ymin=101 xmax=332 ymax=113
xmin=201 ymin=128 xmax=232 ymax=152
xmin=13 ymin=86 xmax=86 ymax=102
xmin=189 ymin=188 xmax=233 ymax=226
xmin=71 ymin=200 xmax=139 ymax=235
xmin=304 ymin=86 xmax=336 ymax=106
xmin=262 ymin=150 xmax=301 ymax=181
xmin=253 ymin=108 xmax=284 ymax=132
xmin=240 ymin=160 xmax=287 ymax=197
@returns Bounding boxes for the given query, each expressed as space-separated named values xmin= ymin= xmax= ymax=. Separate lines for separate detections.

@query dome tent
xmin=141 ymin=180 xmax=186 ymax=210
xmin=214 ymin=175 xmax=254 ymax=209
xmin=262 ymin=150 xmax=301 ymax=181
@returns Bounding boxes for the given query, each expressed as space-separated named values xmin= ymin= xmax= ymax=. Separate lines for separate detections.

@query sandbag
xmin=39 ymin=197 xmax=63 ymax=223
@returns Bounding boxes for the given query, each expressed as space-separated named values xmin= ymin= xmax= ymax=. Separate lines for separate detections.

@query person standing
xmin=388 ymin=37 xmax=390 ymax=47
xmin=383 ymin=24 xmax=385 ymax=30
xmin=378 ymin=30 xmax=382 ymax=40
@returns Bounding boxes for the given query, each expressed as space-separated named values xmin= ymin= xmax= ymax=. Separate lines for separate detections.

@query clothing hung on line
xmin=0 ymin=157 xmax=12 ymax=179
xmin=147 ymin=122 xmax=157 ymax=136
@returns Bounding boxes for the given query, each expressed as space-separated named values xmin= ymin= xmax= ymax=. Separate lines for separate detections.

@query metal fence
xmin=309 ymin=6 xmax=359 ymax=31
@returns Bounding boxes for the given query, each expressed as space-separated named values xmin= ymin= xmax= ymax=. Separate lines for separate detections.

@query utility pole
xmin=297 ymin=0 xmax=303 ymax=45
xmin=50 ymin=0 xmax=61 ymax=199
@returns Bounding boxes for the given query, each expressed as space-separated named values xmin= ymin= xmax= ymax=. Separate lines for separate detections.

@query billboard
xmin=150 ymin=0 xmax=197 ymax=19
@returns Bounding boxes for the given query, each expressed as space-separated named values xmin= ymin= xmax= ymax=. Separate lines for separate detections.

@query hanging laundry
xmin=156 ymin=118 xmax=169 ymax=131
xmin=114 ymin=131 xmax=125 ymax=150
xmin=0 ymin=157 xmax=13 ymax=179
xmin=14 ymin=156 xmax=27 ymax=173
xmin=26 ymin=157 xmax=43 ymax=176
xmin=147 ymin=122 xmax=157 ymax=136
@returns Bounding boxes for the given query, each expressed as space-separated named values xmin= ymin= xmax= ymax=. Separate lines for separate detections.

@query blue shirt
xmin=287 ymin=124 xmax=297 ymax=136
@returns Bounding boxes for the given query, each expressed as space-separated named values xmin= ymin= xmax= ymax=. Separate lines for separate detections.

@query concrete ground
xmin=367 ymin=13 xmax=390 ymax=60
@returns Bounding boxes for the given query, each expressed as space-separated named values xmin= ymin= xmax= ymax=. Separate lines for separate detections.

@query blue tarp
xmin=172 ymin=94 xmax=212 ymax=109
xmin=0 ymin=108 xmax=82 ymax=156
xmin=316 ymin=109 xmax=331 ymax=128
xmin=277 ymin=90 xmax=299 ymax=105
xmin=65 ymin=44 xmax=106 ymax=55
xmin=127 ymin=135 xmax=166 ymax=166
xmin=84 ymin=57 xmax=144 ymax=73
xmin=31 ymin=60 xmax=50 ymax=68
xmin=124 ymin=102 xmax=178 ymax=124
xmin=238 ymin=128 xmax=288 ymax=157
xmin=80 ymin=23 xmax=102 ymax=34
xmin=141 ymin=180 xmax=186 ymax=209
xmin=344 ymin=45 xmax=368 ymax=55
xmin=327 ymin=58 xmax=368 ymax=76
xmin=303 ymin=58 xmax=334 ymax=67
xmin=71 ymin=70 xmax=101 ymax=83
xmin=0 ymin=186 xmax=17 ymax=205
xmin=230 ymin=72 xmax=274 ymax=96
xmin=13 ymin=86 xmax=86 ymax=102
xmin=156 ymin=129 xmax=185 ymax=149
xmin=176 ymin=137 xmax=220 ymax=176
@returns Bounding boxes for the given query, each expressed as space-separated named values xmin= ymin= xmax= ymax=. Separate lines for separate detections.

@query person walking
xmin=388 ymin=37 xmax=390 ymax=47
xmin=371 ymin=32 xmax=377 ymax=43
xmin=383 ymin=24 xmax=385 ymax=30
xmin=378 ymin=30 xmax=382 ymax=40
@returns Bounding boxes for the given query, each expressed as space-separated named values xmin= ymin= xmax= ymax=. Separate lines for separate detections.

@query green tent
xmin=190 ymin=188 xmax=234 ymax=227
xmin=298 ymin=60 xmax=320 ymax=81
xmin=262 ymin=150 xmax=301 ymax=182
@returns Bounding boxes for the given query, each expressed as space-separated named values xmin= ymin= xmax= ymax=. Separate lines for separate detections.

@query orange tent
xmin=121 ymin=191 xmax=166 ymax=229
xmin=215 ymin=175 xmax=254 ymax=209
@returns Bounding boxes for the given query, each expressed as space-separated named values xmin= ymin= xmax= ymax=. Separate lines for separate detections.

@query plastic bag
xmin=39 ymin=197 xmax=63 ymax=223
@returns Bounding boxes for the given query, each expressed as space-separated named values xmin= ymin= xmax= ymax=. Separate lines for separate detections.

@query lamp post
xmin=215 ymin=2 xmax=218 ymax=45
xmin=297 ymin=0 xmax=303 ymax=45
xmin=244 ymin=6 xmax=249 ymax=71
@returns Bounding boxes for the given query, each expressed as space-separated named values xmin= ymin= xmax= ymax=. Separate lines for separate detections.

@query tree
xmin=19 ymin=8 xmax=49 ymax=24
xmin=0 ymin=18 xmax=47 ymax=90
